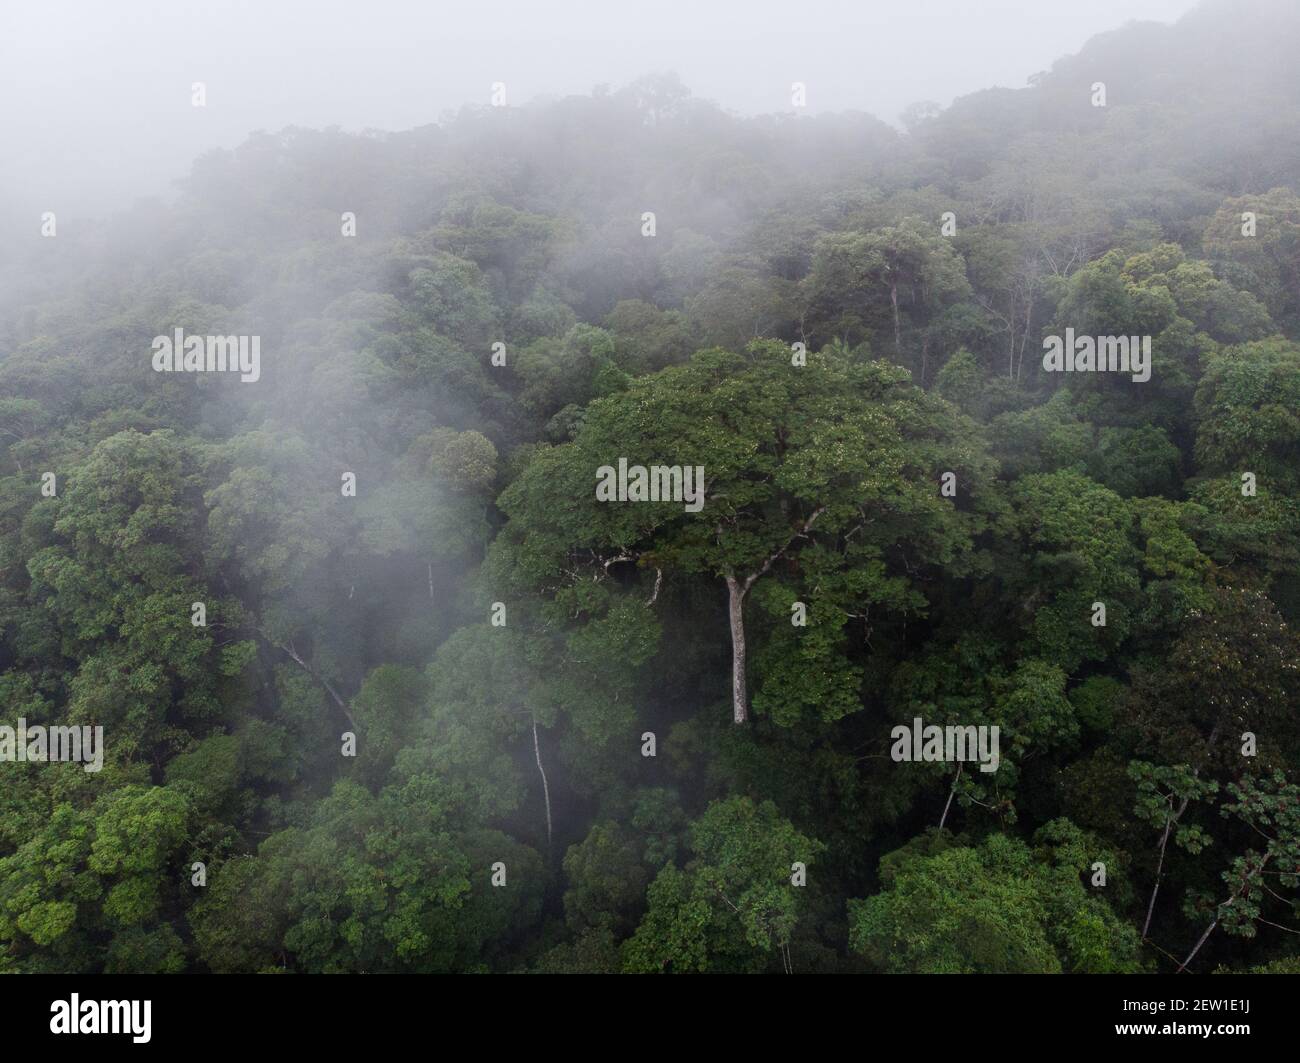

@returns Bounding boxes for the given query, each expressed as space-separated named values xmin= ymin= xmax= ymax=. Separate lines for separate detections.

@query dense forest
xmin=2 ymin=0 xmax=1299 ymax=975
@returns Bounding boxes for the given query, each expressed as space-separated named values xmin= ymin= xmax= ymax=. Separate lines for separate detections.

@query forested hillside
xmin=2 ymin=0 xmax=1299 ymax=974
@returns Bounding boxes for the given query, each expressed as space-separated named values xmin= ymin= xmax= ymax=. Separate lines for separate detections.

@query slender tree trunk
xmin=1144 ymin=722 xmax=1221 ymax=938
xmin=1142 ymin=793 xmax=1189 ymax=939
xmin=1142 ymin=815 xmax=1173 ymax=940
xmin=726 ymin=576 xmax=749 ymax=725
xmin=1178 ymin=851 xmax=1268 ymax=972
xmin=1019 ymin=297 xmax=1032 ymax=382
xmin=889 ymin=280 xmax=902 ymax=359
xmin=531 ymin=713 xmax=553 ymax=850
xmin=1008 ymin=294 xmax=1017 ymax=379
xmin=427 ymin=560 xmax=434 ymax=600
xmin=1178 ymin=916 xmax=1220 ymax=973
xmin=721 ymin=507 xmax=826 ymax=726
xmin=939 ymin=763 xmax=962 ymax=830
xmin=277 ymin=641 xmax=355 ymax=729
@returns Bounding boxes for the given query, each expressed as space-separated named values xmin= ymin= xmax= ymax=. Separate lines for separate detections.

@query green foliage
xmin=2 ymin=6 xmax=1299 ymax=974
xmin=623 ymin=797 xmax=823 ymax=972
xmin=848 ymin=826 xmax=1142 ymax=973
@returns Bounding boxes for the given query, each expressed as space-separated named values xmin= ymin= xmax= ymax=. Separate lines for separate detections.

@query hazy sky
xmin=2 ymin=0 xmax=1200 ymax=218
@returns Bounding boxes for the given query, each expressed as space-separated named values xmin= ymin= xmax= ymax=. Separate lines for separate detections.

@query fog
xmin=4 ymin=0 xmax=1198 ymax=220
xmin=3 ymin=0 xmax=1300 ymax=982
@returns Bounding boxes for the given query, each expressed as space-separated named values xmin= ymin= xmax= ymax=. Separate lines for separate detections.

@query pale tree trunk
xmin=1142 ymin=795 xmax=1189 ymax=940
xmin=889 ymin=280 xmax=902 ymax=359
xmin=1008 ymin=293 xmax=1018 ymax=379
xmin=276 ymin=640 xmax=356 ymax=729
xmin=1178 ymin=916 xmax=1220 ymax=974
xmin=1178 ymin=851 xmax=1268 ymax=972
xmin=531 ymin=713 xmax=553 ymax=850
xmin=726 ymin=576 xmax=749 ymax=725
xmin=722 ymin=507 xmax=826 ymax=726
xmin=1146 ymin=724 xmax=1221 ymax=938
xmin=1018 ymin=296 xmax=1033 ymax=382
xmin=939 ymin=763 xmax=963 ymax=830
